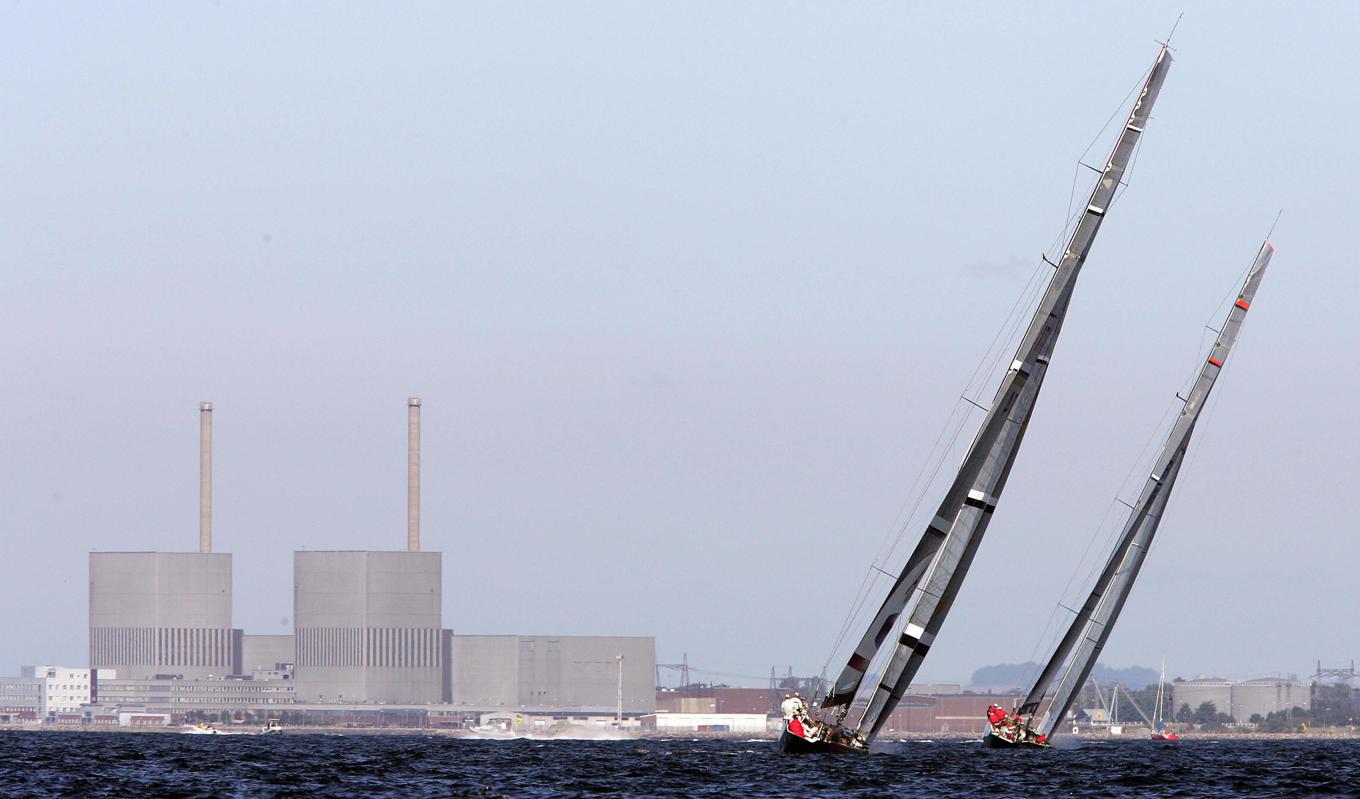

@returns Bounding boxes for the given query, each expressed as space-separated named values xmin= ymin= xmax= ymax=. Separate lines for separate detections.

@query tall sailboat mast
xmin=1154 ymin=657 xmax=1167 ymax=729
xmin=1027 ymin=240 xmax=1275 ymax=739
xmin=820 ymin=45 xmax=1173 ymax=742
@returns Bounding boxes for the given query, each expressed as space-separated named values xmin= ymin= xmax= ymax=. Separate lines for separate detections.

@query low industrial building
xmin=0 ymin=677 xmax=42 ymax=721
xmin=73 ymin=705 xmax=173 ymax=727
xmin=9 ymin=665 xmax=120 ymax=719
xmin=89 ymin=552 xmax=239 ymax=680
xmin=656 ymin=687 xmax=780 ymax=715
xmin=22 ymin=665 xmax=99 ymax=717
xmin=240 ymin=635 xmax=295 ymax=677
xmin=96 ymin=675 xmax=295 ymax=709
xmin=449 ymin=635 xmax=655 ymax=715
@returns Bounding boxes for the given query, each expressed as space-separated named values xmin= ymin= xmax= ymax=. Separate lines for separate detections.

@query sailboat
xmin=1150 ymin=658 xmax=1179 ymax=741
xmin=777 ymin=43 xmax=1173 ymax=755
xmin=983 ymin=239 xmax=1276 ymax=748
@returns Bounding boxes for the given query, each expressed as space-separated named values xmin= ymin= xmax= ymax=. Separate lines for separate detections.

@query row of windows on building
xmin=96 ymin=696 xmax=295 ymax=705
xmin=101 ymin=684 xmax=292 ymax=694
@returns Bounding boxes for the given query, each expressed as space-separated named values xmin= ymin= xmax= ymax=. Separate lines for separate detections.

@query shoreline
xmin=1 ymin=724 xmax=1357 ymax=741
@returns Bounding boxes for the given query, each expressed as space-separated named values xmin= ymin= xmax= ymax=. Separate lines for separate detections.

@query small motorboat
xmin=184 ymin=723 xmax=224 ymax=735
xmin=261 ymin=719 xmax=284 ymax=735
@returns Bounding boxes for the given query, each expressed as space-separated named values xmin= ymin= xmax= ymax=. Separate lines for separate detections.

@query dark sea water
xmin=1 ymin=731 xmax=1357 ymax=798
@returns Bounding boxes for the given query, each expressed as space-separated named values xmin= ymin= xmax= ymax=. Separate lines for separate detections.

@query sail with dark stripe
xmin=1026 ymin=240 xmax=1274 ymax=739
xmin=820 ymin=45 xmax=1173 ymax=739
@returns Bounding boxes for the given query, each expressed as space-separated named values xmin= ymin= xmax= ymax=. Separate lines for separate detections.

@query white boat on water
xmin=183 ymin=723 xmax=229 ymax=735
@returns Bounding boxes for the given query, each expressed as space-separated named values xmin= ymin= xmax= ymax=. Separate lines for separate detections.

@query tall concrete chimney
xmin=199 ymin=402 xmax=213 ymax=553
xmin=407 ymin=397 xmax=421 ymax=552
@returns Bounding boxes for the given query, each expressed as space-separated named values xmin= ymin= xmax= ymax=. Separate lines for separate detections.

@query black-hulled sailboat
xmin=778 ymin=44 xmax=1172 ymax=755
xmin=984 ymin=240 xmax=1275 ymax=748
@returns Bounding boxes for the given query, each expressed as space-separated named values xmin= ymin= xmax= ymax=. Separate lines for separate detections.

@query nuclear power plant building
xmin=82 ymin=399 xmax=659 ymax=720
xmin=88 ymin=551 xmax=238 ymax=680
xmin=292 ymin=550 xmax=443 ymax=704
xmin=88 ymin=404 xmax=238 ymax=680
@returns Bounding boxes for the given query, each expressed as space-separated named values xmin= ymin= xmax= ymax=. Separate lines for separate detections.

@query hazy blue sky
xmin=2 ymin=2 xmax=1356 ymax=686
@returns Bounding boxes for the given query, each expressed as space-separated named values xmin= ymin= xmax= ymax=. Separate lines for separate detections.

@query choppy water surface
xmin=1 ymin=731 xmax=1356 ymax=797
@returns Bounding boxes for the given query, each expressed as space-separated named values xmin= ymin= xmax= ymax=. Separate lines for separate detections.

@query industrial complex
xmin=4 ymin=399 xmax=659 ymax=730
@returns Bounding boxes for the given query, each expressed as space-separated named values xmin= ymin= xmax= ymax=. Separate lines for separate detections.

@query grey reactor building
xmin=89 ymin=400 xmax=655 ymax=716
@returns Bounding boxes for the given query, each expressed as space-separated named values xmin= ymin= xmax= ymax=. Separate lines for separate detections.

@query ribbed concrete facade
xmin=89 ymin=552 xmax=237 ymax=680
xmin=293 ymin=551 xmax=442 ymax=704
xmin=450 ymin=635 xmax=655 ymax=714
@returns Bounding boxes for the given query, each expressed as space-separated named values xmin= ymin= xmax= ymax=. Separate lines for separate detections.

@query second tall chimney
xmin=407 ymin=397 xmax=421 ymax=552
xmin=199 ymin=402 xmax=213 ymax=553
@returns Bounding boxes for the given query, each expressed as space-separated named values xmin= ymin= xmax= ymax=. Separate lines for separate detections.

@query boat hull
xmin=776 ymin=724 xmax=865 ymax=755
xmin=982 ymin=730 xmax=1048 ymax=749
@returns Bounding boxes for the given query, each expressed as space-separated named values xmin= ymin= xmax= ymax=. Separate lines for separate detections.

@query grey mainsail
xmin=820 ymin=45 xmax=1173 ymax=740
xmin=1027 ymin=240 xmax=1275 ymax=739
